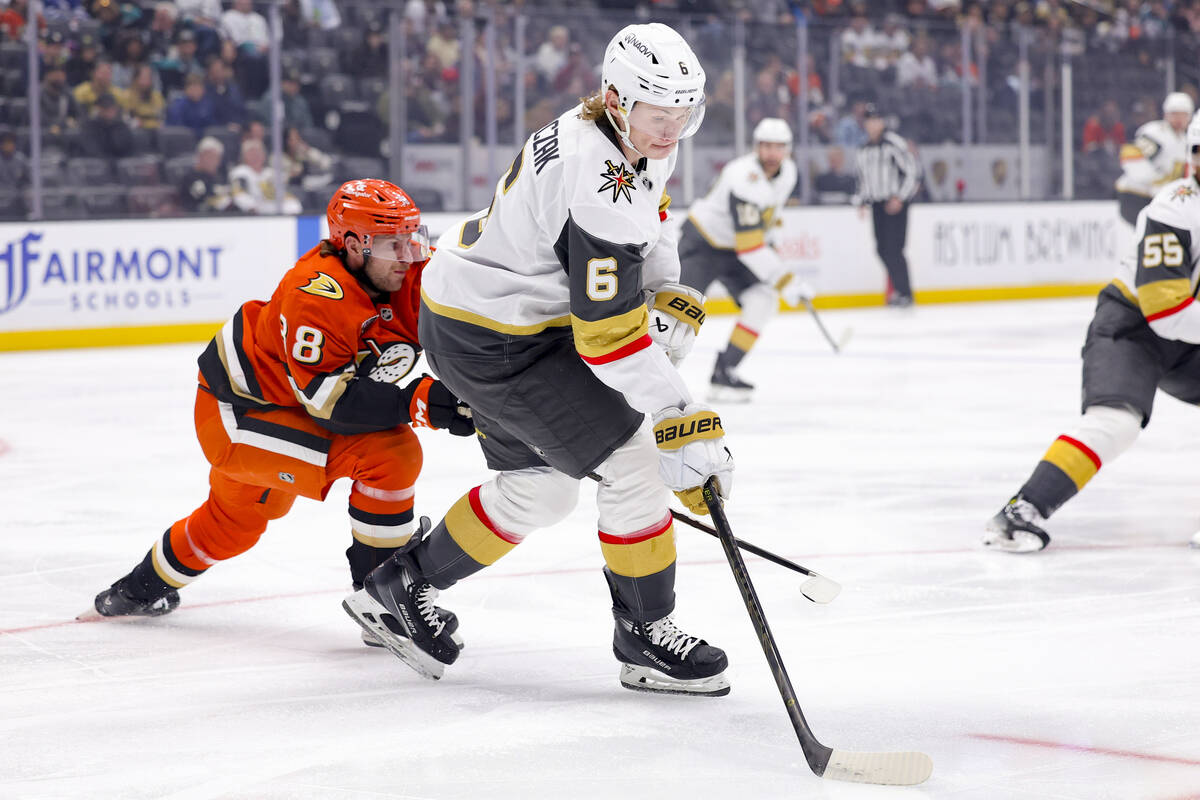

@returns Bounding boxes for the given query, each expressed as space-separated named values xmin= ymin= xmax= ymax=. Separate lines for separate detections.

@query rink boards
xmin=0 ymin=201 xmax=1123 ymax=351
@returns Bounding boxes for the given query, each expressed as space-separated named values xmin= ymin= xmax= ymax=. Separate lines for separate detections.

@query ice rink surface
xmin=3 ymin=298 xmax=1199 ymax=800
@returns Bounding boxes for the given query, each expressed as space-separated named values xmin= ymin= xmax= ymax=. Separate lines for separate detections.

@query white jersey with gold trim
xmin=1116 ymin=119 xmax=1188 ymax=198
xmin=1113 ymin=176 xmax=1200 ymax=342
xmin=685 ymin=152 xmax=797 ymax=282
xmin=420 ymin=105 xmax=692 ymax=414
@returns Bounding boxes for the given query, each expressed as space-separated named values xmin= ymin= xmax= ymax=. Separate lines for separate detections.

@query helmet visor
xmin=627 ymin=97 xmax=706 ymax=143
xmin=370 ymin=225 xmax=431 ymax=264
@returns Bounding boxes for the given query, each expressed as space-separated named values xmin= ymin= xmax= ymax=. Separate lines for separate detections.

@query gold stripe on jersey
xmin=687 ymin=214 xmax=733 ymax=251
xmin=214 ymin=328 xmax=269 ymax=406
xmin=734 ymin=228 xmax=766 ymax=253
xmin=1119 ymin=143 xmax=1145 ymax=163
xmin=291 ymin=370 xmax=353 ymax=420
xmin=1136 ymin=278 xmax=1192 ymax=318
xmin=445 ymin=492 xmax=518 ymax=566
xmin=571 ymin=306 xmax=648 ymax=359
xmin=1042 ymin=438 xmax=1099 ymax=490
xmin=420 ymin=287 xmax=571 ymax=336
xmin=658 ymin=191 xmax=671 ymax=214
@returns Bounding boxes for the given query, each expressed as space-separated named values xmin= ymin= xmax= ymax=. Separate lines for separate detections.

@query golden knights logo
xmin=1170 ymin=184 xmax=1195 ymax=202
xmin=598 ymin=160 xmax=637 ymax=203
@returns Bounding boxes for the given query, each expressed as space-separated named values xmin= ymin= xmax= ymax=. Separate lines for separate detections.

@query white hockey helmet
xmin=1187 ymin=111 xmax=1200 ymax=157
xmin=600 ymin=22 xmax=706 ymax=155
xmin=753 ymin=117 xmax=793 ymax=146
xmin=1164 ymin=91 xmax=1195 ymax=116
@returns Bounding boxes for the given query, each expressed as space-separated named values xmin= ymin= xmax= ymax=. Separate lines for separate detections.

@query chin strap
xmin=604 ymin=106 xmax=647 ymax=160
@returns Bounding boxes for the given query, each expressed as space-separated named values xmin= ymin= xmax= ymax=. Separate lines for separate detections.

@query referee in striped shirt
xmin=854 ymin=106 xmax=920 ymax=307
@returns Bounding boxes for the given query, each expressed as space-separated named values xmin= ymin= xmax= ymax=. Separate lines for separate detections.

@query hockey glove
xmin=647 ymin=283 xmax=706 ymax=366
xmin=776 ymin=273 xmax=815 ymax=308
xmin=400 ymin=376 xmax=475 ymax=436
xmin=652 ymin=403 xmax=734 ymax=515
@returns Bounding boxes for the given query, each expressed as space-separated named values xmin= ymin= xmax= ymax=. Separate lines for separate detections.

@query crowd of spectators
xmin=0 ymin=0 xmax=1195 ymax=219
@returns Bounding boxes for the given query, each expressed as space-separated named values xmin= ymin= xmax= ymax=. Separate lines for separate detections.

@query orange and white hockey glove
xmin=400 ymin=375 xmax=475 ymax=436
xmin=652 ymin=403 xmax=734 ymax=515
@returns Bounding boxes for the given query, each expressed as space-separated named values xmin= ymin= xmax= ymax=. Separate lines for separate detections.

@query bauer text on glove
xmin=652 ymin=403 xmax=735 ymax=514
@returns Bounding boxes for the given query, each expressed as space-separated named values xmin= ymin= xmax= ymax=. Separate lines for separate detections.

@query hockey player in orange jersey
xmin=81 ymin=180 xmax=474 ymax=625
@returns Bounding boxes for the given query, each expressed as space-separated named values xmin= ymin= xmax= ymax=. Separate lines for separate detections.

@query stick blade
xmin=799 ymin=574 xmax=841 ymax=604
xmin=822 ymin=749 xmax=933 ymax=786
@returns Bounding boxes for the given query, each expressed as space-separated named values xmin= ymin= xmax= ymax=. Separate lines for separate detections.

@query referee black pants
xmin=871 ymin=201 xmax=912 ymax=300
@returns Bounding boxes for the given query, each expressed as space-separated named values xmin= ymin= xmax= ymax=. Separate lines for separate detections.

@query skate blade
xmin=707 ymin=385 xmax=753 ymax=404
xmin=75 ymin=606 xmax=105 ymax=622
xmin=363 ymin=626 xmax=464 ymax=650
xmin=342 ymin=593 xmax=444 ymax=680
xmin=618 ymin=663 xmax=730 ymax=697
xmin=982 ymin=524 xmax=1048 ymax=553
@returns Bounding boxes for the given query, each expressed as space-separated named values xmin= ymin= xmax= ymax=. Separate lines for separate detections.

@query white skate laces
xmin=414 ymin=583 xmax=445 ymax=635
xmin=646 ymin=615 xmax=701 ymax=659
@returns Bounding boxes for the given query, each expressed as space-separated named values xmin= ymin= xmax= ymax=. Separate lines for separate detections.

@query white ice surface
xmin=2 ymin=298 xmax=1199 ymax=800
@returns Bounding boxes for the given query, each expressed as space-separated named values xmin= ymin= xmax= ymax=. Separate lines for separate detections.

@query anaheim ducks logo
xmin=299 ymin=272 xmax=344 ymax=299
xmin=599 ymin=159 xmax=638 ymax=204
xmin=1170 ymin=184 xmax=1196 ymax=202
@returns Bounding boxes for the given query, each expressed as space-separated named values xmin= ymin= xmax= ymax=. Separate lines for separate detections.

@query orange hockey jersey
xmin=199 ymin=244 xmax=428 ymax=435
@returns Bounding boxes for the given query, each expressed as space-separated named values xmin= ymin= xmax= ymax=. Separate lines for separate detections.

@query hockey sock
xmin=1018 ymin=406 xmax=1141 ymax=517
xmin=716 ymin=324 xmax=757 ymax=370
xmin=599 ymin=515 xmax=677 ymax=623
xmin=121 ymin=543 xmax=187 ymax=601
xmin=412 ymin=486 xmax=522 ymax=590
xmin=346 ymin=539 xmax=398 ymax=590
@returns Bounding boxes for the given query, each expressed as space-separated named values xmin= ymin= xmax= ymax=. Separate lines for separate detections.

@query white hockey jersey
xmin=685 ymin=152 xmax=797 ymax=282
xmin=1115 ymin=119 xmax=1188 ymax=197
xmin=1112 ymin=176 xmax=1200 ymax=342
xmin=420 ymin=106 xmax=692 ymax=414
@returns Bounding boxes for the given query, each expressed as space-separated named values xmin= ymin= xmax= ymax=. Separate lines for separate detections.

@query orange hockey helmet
xmin=326 ymin=179 xmax=430 ymax=261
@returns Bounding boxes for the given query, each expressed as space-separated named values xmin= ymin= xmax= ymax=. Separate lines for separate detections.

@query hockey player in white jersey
xmin=986 ymin=112 xmax=1200 ymax=552
xmin=678 ymin=118 xmax=800 ymax=401
xmin=1115 ymin=92 xmax=1193 ymax=227
xmin=343 ymin=23 xmax=736 ymax=695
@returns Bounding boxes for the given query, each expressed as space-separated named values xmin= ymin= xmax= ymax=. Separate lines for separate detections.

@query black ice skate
xmin=79 ymin=581 xmax=180 ymax=620
xmin=342 ymin=546 xmax=461 ymax=679
xmin=613 ymin=614 xmax=730 ymax=696
xmin=983 ymin=495 xmax=1051 ymax=553
xmin=359 ymin=604 xmax=462 ymax=650
xmin=708 ymin=363 xmax=754 ymax=404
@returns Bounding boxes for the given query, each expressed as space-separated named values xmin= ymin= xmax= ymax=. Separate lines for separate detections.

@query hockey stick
xmin=669 ymin=509 xmax=840 ymax=604
xmin=800 ymin=296 xmax=851 ymax=354
xmin=703 ymin=479 xmax=933 ymax=786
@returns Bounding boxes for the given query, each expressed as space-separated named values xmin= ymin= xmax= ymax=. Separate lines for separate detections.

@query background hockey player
xmin=986 ymin=113 xmax=1200 ymax=553
xmin=83 ymin=180 xmax=474 ymax=628
xmin=1115 ymin=92 xmax=1194 ymax=227
xmin=343 ymin=23 xmax=736 ymax=696
xmin=678 ymin=117 xmax=801 ymax=401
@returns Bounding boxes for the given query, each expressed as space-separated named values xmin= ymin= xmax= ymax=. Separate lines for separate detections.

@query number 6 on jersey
xmin=586 ymin=257 xmax=618 ymax=301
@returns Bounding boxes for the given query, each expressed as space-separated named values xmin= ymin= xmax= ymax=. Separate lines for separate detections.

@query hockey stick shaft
xmin=801 ymin=296 xmax=840 ymax=353
xmin=669 ymin=509 xmax=818 ymax=577
xmin=702 ymin=479 xmax=834 ymax=777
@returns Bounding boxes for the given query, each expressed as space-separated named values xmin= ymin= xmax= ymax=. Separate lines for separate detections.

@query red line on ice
xmin=970 ymin=733 xmax=1200 ymax=768
xmin=1 ymin=540 xmax=1184 ymax=637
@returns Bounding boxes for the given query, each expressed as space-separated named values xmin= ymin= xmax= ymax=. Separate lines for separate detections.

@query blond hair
xmin=579 ymin=86 xmax=615 ymax=121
